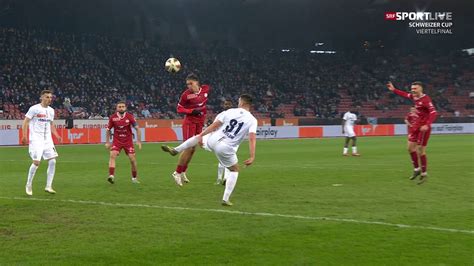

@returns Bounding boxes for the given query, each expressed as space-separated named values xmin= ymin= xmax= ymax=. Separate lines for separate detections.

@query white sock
xmin=223 ymin=168 xmax=230 ymax=181
xmin=27 ymin=163 xmax=39 ymax=186
xmin=223 ymin=171 xmax=238 ymax=202
xmin=46 ymin=159 xmax=56 ymax=189
xmin=175 ymin=136 xmax=199 ymax=153
xmin=352 ymin=146 xmax=357 ymax=153
xmin=217 ymin=163 xmax=225 ymax=181
xmin=343 ymin=147 xmax=348 ymax=154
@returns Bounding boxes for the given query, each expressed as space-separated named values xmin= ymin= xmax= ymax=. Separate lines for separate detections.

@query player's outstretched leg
xmin=343 ymin=137 xmax=350 ymax=156
xmin=108 ymin=151 xmax=118 ymax=184
xmin=351 ymin=137 xmax=360 ymax=156
xmin=26 ymin=160 xmax=40 ymax=196
xmin=222 ymin=164 xmax=239 ymax=206
xmin=161 ymin=135 xmax=200 ymax=156
xmin=44 ymin=158 xmax=57 ymax=194
xmin=161 ymin=145 xmax=178 ymax=156
xmin=128 ymin=154 xmax=139 ymax=184
xmin=408 ymin=142 xmax=421 ymax=180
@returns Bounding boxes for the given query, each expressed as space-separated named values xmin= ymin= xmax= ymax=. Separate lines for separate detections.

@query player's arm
xmin=197 ymin=112 xmax=225 ymax=144
xmin=22 ymin=106 xmax=37 ymax=145
xmin=177 ymin=94 xmax=202 ymax=115
xmin=177 ymin=103 xmax=193 ymax=114
xmin=341 ymin=113 xmax=347 ymax=134
xmin=50 ymin=121 xmax=62 ymax=143
xmin=404 ymin=118 xmax=410 ymax=126
xmin=134 ymin=124 xmax=142 ymax=150
xmin=244 ymin=133 xmax=256 ymax=166
xmin=21 ymin=117 xmax=31 ymax=145
xmin=421 ymin=100 xmax=437 ymax=132
xmin=105 ymin=118 xmax=113 ymax=149
xmin=244 ymin=119 xmax=258 ymax=166
xmin=105 ymin=129 xmax=112 ymax=149
xmin=386 ymin=81 xmax=411 ymax=99
xmin=199 ymin=120 xmax=223 ymax=137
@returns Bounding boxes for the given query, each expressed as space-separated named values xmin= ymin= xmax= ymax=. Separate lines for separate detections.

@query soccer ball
xmin=165 ymin=58 xmax=181 ymax=73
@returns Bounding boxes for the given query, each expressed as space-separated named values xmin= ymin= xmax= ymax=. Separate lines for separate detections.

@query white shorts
xmin=344 ymin=126 xmax=356 ymax=138
xmin=203 ymin=134 xmax=238 ymax=168
xmin=29 ymin=140 xmax=58 ymax=161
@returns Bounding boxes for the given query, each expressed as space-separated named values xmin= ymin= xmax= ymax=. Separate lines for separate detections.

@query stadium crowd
xmin=1 ymin=27 xmax=473 ymax=120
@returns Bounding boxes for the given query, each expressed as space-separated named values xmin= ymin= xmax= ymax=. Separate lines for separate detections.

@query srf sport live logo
xmin=385 ymin=12 xmax=452 ymax=21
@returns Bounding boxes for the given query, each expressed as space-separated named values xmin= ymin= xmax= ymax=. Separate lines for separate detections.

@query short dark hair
xmin=411 ymin=81 xmax=424 ymax=88
xmin=117 ymin=101 xmax=126 ymax=106
xmin=41 ymin=90 xmax=53 ymax=95
xmin=239 ymin=94 xmax=253 ymax=105
xmin=186 ymin=73 xmax=199 ymax=82
xmin=224 ymin=98 xmax=233 ymax=103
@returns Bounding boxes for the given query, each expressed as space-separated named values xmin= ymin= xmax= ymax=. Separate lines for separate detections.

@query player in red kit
xmin=105 ymin=101 xmax=142 ymax=184
xmin=404 ymin=106 xmax=418 ymax=139
xmin=165 ymin=73 xmax=210 ymax=186
xmin=387 ymin=81 xmax=437 ymax=184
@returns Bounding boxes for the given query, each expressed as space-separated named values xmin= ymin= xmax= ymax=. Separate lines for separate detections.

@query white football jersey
xmin=343 ymin=112 xmax=357 ymax=127
xmin=25 ymin=104 xmax=55 ymax=142
xmin=212 ymin=108 xmax=258 ymax=148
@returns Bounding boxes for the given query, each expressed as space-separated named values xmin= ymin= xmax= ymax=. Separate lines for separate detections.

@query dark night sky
xmin=0 ymin=0 xmax=472 ymax=49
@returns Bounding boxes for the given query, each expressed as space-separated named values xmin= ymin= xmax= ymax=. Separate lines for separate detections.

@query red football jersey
xmin=107 ymin=112 xmax=137 ymax=144
xmin=405 ymin=112 xmax=418 ymax=132
xmin=394 ymin=89 xmax=437 ymax=129
xmin=177 ymin=84 xmax=210 ymax=124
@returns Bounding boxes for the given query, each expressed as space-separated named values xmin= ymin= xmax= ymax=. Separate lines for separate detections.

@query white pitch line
xmin=0 ymin=159 xmax=397 ymax=168
xmin=0 ymin=196 xmax=472 ymax=235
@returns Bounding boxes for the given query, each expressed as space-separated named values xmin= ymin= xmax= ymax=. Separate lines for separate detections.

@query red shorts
xmin=111 ymin=142 xmax=135 ymax=155
xmin=408 ymin=128 xmax=431 ymax=146
xmin=182 ymin=120 xmax=204 ymax=140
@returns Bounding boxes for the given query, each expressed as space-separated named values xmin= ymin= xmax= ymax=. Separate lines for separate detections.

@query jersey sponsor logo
xmin=36 ymin=114 xmax=47 ymax=118
xmin=256 ymin=127 xmax=278 ymax=138
xmin=112 ymin=118 xmax=121 ymax=121
xmin=38 ymin=118 xmax=51 ymax=122
xmin=187 ymin=94 xmax=197 ymax=99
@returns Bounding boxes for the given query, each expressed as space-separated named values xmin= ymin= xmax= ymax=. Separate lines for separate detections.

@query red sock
xmin=109 ymin=167 xmax=115 ymax=176
xmin=420 ymin=155 xmax=427 ymax=173
xmin=176 ymin=165 xmax=185 ymax=174
xmin=409 ymin=152 xmax=419 ymax=169
xmin=132 ymin=170 xmax=137 ymax=178
xmin=182 ymin=165 xmax=188 ymax=173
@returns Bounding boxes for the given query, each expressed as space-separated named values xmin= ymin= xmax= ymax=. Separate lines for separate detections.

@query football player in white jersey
xmin=342 ymin=110 xmax=360 ymax=156
xmin=21 ymin=90 xmax=62 ymax=195
xmin=162 ymin=94 xmax=257 ymax=206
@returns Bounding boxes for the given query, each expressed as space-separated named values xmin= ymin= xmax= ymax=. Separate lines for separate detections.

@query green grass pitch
xmin=1 ymin=135 xmax=473 ymax=265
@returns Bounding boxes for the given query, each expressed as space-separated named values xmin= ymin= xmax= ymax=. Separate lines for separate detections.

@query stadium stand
xmin=1 ymin=28 xmax=473 ymax=120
